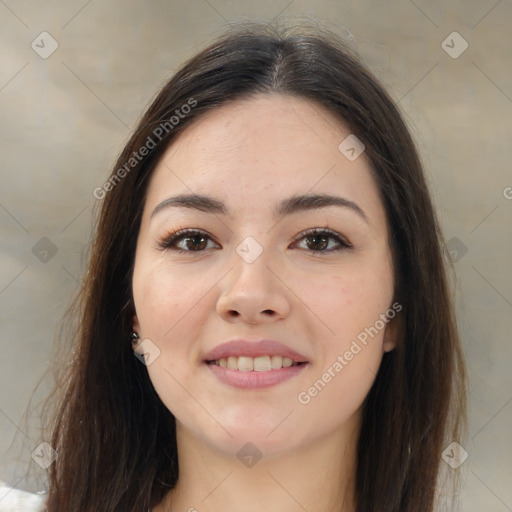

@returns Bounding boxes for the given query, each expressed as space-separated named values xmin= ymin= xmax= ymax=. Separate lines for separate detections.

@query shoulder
xmin=0 ymin=481 xmax=47 ymax=511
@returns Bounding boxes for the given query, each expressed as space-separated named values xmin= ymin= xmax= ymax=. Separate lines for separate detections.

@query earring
xmin=131 ymin=331 xmax=140 ymax=344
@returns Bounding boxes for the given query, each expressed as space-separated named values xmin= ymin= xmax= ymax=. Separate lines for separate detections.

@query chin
xmin=193 ymin=418 xmax=303 ymax=458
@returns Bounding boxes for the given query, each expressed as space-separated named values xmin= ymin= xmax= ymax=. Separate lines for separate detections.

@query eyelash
xmin=156 ymin=227 xmax=353 ymax=255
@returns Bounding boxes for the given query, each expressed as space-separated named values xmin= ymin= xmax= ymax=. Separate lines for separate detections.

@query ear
xmin=382 ymin=309 xmax=403 ymax=353
xmin=132 ymin=313 xmax=140 ymax=333
xmin=132 ymin=314 xmax=142 ymax=353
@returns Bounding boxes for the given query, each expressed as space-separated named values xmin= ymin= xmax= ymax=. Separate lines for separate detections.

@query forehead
xmin=162 ymin=93 xmax=352 ymax=169
xmin=143 ymin=94 xmax=385 ymax=227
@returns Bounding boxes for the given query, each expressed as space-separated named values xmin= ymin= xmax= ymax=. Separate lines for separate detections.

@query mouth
xmin=203 ymin=339 xmax=309 ymax=388
xmin=205 ymin=358 xmax=309 ymax=389
xmin=206 ymin=355 xmax=306 ymax=372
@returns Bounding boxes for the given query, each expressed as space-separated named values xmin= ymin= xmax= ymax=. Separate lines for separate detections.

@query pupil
xmin=188 ymin=235 xmax=207 ymax=251
xmin=309 ymin=235 xmax=327 ymax=251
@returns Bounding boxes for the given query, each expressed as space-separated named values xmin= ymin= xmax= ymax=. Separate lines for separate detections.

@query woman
xmin=35 ymin=19 xmax=466 ymax=512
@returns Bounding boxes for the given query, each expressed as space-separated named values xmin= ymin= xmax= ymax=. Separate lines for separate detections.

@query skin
xmin=132 ymin=94 xmax=399 ymax=512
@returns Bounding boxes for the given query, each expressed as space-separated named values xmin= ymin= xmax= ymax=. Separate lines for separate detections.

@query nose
xmin=216 ymin=247 xmax=291 ymax=324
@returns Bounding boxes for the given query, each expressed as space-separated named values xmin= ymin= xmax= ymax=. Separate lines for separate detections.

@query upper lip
xmin=204 ymin=339 xmax=309 ymax=363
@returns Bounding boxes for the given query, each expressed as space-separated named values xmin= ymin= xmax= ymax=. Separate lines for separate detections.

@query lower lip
xmin=205 ymin=362 xmax=308 ymax=389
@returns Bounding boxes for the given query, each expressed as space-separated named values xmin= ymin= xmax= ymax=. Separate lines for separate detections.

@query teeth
xmin=238 ymin=356 xmax=253 ymax=371
xmin=213 ymin=355 xmax=300 ymax=371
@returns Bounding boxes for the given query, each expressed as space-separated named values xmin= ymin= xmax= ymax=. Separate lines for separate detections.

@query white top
xmin=0 ymin=481 xmax=47 ymax=511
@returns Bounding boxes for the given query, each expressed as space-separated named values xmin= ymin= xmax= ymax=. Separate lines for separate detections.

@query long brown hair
xmin=39 ymin=19 xmax=467 ymax=511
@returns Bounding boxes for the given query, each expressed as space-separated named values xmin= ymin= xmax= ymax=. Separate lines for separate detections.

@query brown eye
xmin=179 ymin=233 xmax=208 ymax=251
xmin=293 ymin=228 xmax=352 ymax=253
xmin=305 ymin=234 xmax=329 ymax=251
xmin=158 ymin=229 xmax=218 ymax=252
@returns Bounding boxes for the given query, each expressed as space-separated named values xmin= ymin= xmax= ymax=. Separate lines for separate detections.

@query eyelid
xmin=291 ymin=227 xmax=353 ymax=251
xmin=156 ymin=228 xmax=219 ymax=252
xmin=156 ymin=226 xmax=353 ymax=253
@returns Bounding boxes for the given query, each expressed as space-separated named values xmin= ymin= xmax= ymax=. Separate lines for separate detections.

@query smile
xmin=206 ymin=358 xmax=308 ymax=389
xmin=208 ymin=355 xmax=303 ymax=371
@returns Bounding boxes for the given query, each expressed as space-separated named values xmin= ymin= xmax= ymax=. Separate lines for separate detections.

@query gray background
xmin=1 ymin=1 xmax=511 ymax=510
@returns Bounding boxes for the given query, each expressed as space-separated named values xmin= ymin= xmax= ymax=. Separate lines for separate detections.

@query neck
xmin=164 ymin=416 xmax=360 ymax=512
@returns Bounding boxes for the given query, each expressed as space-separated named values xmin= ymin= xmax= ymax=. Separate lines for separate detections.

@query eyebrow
xmin=150 ymin=192 xmax=369 ymax=224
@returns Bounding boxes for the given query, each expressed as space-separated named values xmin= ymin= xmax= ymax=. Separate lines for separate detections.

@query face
xmin=132 ymin=94 xmax=398 ymax=457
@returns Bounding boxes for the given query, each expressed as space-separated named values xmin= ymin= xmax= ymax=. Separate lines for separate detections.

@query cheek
xmin=299 ymin=259 xmax=394 ymax=407
xmin=303 ymin=266 xmax=393 ymax=340
xmin=132 ymin=261 xmax=215 ymax=411
xmin=296 ymin=271 xmax=390 ymax=424
xmin=133 ymin=259 xmax=214 ymax=337
xmin=298 ymin=349 xmax=382 ymax=434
